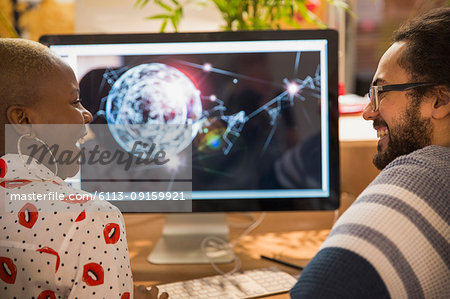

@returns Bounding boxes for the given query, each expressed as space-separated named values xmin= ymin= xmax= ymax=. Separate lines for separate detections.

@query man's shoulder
xmin=321 ymin=146 xmax=450 ymax=297
xmin=385 ymin=145 xmax=450 ymax=173
xmin=374 ymin=145 xmax=449 ymax=193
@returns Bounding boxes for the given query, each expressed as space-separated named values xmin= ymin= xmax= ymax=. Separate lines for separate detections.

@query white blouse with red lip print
xmin=0 ymin=154 xmax=133 ymax=299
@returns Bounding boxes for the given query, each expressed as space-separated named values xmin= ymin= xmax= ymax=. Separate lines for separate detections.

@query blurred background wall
xmin=1 ymin=0 xmax=447 ymax=94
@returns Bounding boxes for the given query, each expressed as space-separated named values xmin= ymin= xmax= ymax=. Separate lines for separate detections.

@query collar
xmin=0 ymin=154 xmax=66 ymax=185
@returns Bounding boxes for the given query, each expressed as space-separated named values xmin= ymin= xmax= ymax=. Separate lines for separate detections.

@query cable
xmin=201 ymin=236 xmax=241 ymax=276
xmin=231 ymin=212 xmax=266 ymax=247
xmin=201 ymin=212 xmax=266 ymax=276
xmin=227 ymin=213 xmax=257 ymax=228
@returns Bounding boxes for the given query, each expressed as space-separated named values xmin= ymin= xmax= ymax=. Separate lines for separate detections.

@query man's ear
xmin=431 ymin=86 xmax=450 ymax=120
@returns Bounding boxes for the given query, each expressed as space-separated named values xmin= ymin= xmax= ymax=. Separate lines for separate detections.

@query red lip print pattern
xmin=0 ymin=257 xmax=17 ymax=284
xmin=75 ymin=210 xmax=86 ymax=222
xmin=37 ymin=247 xmax=60 ymax=273
xmin=18 ymin=203 xmax=38 ymax=229
xmin=37 ymin=290 xmax=56 ymax=299
xmin=0 ymin=158 xmax=6 ymax=178
xmin=0 ymin=179 xmax=32 ymax=189
xmin=103 ymin=223 xmax=120 ymax=244
xmin=82 ymin=263 xmax=104 ymax=286
xmin=121 ymin=292 xmax=131 ymax=299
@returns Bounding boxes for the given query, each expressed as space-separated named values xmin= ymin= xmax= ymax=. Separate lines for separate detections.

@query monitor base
xmin=147 ymin=213 xmax=234 ymax=264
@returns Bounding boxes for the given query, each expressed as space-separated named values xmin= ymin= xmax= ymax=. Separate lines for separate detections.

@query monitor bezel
xmin=40 ymin=30 xmax=340 ymax=212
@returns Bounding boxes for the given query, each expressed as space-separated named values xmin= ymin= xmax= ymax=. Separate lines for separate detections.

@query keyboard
xmin=154 ymin=267 xmax=298 ymax=299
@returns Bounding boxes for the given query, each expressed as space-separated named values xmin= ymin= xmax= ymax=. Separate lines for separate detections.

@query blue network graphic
xmin=94 ymin=51 xmax=322 ymax=157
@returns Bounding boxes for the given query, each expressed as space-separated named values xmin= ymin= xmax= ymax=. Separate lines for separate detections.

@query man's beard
xmin=373 ymin=104 xmax=432 ymax=170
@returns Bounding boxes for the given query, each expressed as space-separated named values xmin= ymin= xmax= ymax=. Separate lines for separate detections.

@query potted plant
xmin=135 ymin=0 xmax=353 ymax=32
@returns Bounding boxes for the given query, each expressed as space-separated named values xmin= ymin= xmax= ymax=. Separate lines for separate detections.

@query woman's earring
xmin=17 ymin=133 xmax=58 ymax=180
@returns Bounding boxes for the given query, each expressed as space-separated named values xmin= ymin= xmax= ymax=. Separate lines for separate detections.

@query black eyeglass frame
xmin=368 ymin=82 xmax=437 ymax=111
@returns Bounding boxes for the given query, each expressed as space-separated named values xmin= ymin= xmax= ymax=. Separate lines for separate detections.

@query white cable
xmin=231 ymin=212 xmax=266 ymax=247
xmin=201 ymin=212 xmax=266 ymax=276
xmin=201 ymin=236 xmax=241 ymax=276
xmin=228 ymin=213 xmax=257 ymax=228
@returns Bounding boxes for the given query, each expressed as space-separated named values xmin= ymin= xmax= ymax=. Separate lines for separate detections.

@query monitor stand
xmin=147 ymin=213 xmax=235 ymax=264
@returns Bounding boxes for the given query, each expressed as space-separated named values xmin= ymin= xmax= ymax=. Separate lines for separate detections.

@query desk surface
xmin=120 ymin=116 xmax=374 ymax=298
xmin=124 ymin=211 xmax=336 ymax=298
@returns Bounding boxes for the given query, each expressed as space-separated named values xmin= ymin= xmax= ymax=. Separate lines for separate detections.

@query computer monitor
xmin=40 ymin=30 xmax=339 ymax=263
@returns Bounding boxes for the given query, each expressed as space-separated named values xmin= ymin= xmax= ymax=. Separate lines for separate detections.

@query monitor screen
xmin=40 ymin=30 xmax=339 ymax=212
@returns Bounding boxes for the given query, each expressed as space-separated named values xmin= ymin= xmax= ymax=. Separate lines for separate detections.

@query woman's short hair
xmin=0 ymin=38 xmax=61 ymax=121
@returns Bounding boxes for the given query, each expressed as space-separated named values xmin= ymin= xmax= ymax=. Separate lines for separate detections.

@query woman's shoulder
xmin=1 ymin=153 xmax=122 ymax=221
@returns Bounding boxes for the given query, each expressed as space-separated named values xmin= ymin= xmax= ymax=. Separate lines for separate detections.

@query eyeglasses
xmin=368 ymin=82 xmax=437 ymax=111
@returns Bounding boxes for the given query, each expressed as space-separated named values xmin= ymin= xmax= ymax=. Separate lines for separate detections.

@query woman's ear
xmin=431 ymin=86 xmax=450 ymax=120
xmin=6 ymin=105 xmax=32 ymax=136
xmin=7 ymin=105 xmax=30 ymax=124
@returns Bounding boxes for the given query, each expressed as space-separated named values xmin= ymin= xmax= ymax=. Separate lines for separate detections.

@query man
xmin=290 ymin=8 xmax=450 ymax=298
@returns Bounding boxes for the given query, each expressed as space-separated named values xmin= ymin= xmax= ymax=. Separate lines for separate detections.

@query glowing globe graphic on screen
xmin=105 ymin=63 xmax=202 ymax=157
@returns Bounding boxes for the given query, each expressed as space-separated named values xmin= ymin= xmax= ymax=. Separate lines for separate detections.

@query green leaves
xmin=136 ymin=0 xmax=184 ymax=32
xmin=135 ymin=0 xmax=355 ymax=32
xmin=135 ymin=0 xmax=151 ymax=9
xmin=327 ymin=0 xmax=357 ymax=19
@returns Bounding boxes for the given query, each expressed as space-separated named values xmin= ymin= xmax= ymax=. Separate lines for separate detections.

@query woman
xmin=0 ymin=38 xmax=167 ymax=299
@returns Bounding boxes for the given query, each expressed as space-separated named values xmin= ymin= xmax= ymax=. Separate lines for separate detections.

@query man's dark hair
xmin=393 ymin=7 xmax=450 ymax=96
